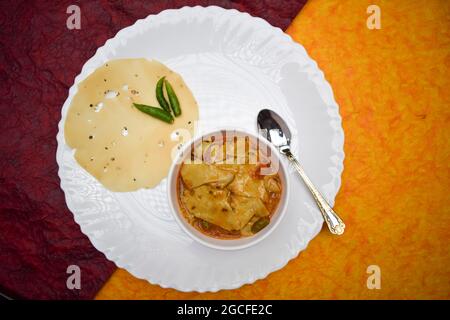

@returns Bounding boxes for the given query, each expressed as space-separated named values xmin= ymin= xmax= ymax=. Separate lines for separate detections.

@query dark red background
xmin=0 ymin=0 xmax=306 ymax=299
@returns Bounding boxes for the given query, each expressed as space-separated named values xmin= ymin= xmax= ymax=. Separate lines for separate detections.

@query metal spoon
xmin=257 ymin=109 xmax=345 ymax=235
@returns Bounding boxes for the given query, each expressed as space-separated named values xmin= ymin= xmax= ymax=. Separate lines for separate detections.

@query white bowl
xmin=167 ymin=129 xmax=290 ymax=250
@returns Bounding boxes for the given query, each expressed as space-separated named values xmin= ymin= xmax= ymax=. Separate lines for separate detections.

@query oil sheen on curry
xmin=177 ymin=134 xmax=282 ymax=239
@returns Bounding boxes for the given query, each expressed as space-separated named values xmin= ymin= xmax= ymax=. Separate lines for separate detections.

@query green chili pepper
xmin=164 ymin=79 xmax=181 ymax=117
xmin=156 ymin=76 xmax=171 ymax=113
xmin=251 ymin=217 xmax=270 ymax=234
xmin=199 ymin=220 xmax=210 ymax=230
xmin=133 ymin=103 xmax=174 ymax=124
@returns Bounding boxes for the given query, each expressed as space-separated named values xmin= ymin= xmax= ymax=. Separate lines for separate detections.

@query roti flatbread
xmin=64 ymin=58 xmax=199 ymax=192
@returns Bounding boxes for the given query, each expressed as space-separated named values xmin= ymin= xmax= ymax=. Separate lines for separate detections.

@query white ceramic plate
xmin=56 ymin=6 xmax=344 ymax=292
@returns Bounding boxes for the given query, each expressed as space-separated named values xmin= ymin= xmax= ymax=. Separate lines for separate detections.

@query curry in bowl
xmin=177 ymin=132 xmax=283 ymax=239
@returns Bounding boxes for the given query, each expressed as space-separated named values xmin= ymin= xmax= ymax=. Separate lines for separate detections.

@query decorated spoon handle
xmin=282 ymin=149 xmax=345 ymax=235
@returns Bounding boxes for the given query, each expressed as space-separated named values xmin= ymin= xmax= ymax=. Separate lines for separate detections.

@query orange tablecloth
xmin=96 ymin=0 xmax=450 ymax=299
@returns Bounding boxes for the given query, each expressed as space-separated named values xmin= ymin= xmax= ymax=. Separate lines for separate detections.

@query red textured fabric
xmin=0 ymin=0 xmax=306 ymax=299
